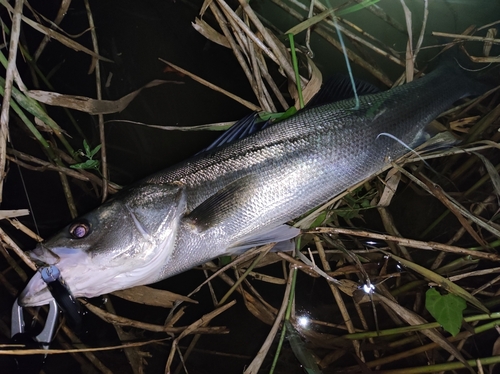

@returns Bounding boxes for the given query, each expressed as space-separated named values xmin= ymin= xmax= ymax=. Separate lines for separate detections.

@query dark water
xmin=2 ymin=0 xmax=500 ymax=373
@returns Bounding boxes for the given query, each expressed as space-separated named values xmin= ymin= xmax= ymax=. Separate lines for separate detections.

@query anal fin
xmin=228 ymin=224 xmax=300 ymax=254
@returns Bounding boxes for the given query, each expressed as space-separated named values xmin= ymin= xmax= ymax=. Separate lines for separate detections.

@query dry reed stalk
xmin=33 ymin=0 xmax=71 ymax=60
xmin=1 ymin=243 xmax=29 ymax=281
xmin=339 ymin=16 xmax=401 ymax=57
xmin=0 ymin=0 xmax=23 ymax=202
xmin=399 ymin=0 xmax=414 ymax=82
xmin=243 ymin=266 xmax=295 ymax=374
xmin=160 ymin=59 xmax=261 ymax=111
xmin=378 ymin=207 xmax=412 ymax=260
xmin=421 ymin=177 xmax=489 ymax=248
xmin=6 ymin=149 xmax=92 ymax=182
xmin=432 ymin=193 xmax=497 ymax=269
xmin=82 ymin=300 xmax=228 ymax=335
xmin=472 ymin=274 xmax=500 ymax=296
xmin=104 ymin=298 xmax=146 ymax=374
xmin=0 ymin=210 xmax=29 ymax=219
xmin=353 ymin=0 xmax=406 ymax=33
xmin=212 ymin=1 xmax=262 ymax=105
xmin=6 ymin=218 xmax=43 ymax=242
xmin=0 ymin=338 xmax=170 ymax=356
xmin=433 ymin=31 xmax=500 ymax=44
xmin=215 ymin=0 xmax=279 ymax=66
xmin=270 ymin=0 xmax=393 ymax=85
xmin=413 ymin=0 xmax=428 ymax=63
xmin=314 ymin=235 xmax=364 ymax=361
xmin=350 ymin=329 xmax=476 ymax=370
xmin=84 ymin=0 xmax=108 ymax=202
xmin=312 ymin=227 xmax=500 ymax=261
xmin=376 ymin=292 xmax=473 ymax=372
xmin=164 ymin=300 xmax=236 ymax=372
xmin=312 ymin=0 xmax=407 ymax=68
xmin=0 ymin=226 xmax=36 ymax=271
xmin=203 ymin=0 xmax=311 ymax=110
xmin=1 ymin=0 xmax=112 ymax=62
xmin=255 ymin=53 xmax=289 ymax=110
xmin=399 ymin=166 xmax=500 ymax=240
xmin=238 ymin=0 xmax=299 ymax=85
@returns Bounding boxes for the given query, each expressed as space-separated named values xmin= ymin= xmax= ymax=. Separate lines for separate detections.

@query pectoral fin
xmin=186 ymin=175 xmax=255 ymax=231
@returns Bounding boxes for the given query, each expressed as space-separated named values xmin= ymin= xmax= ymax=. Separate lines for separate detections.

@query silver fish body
xmin=20 ymin=65 xmax=486 ymax=306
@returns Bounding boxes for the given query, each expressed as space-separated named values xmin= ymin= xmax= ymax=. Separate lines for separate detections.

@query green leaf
xmin=335 ymin=208 xmax=360 ymax=220
xmin=309 ymin=211 xmax=327 ymax=228
xmin=219 ymin=255 xmax=232 ymax=267
xmin=70 ymin=159 xmax=100 ymax=170
xmin=83 ymin=139 xmax=91 ymax=157
xmin=89 ymin=144 xmax=102 ymax=158
xmin=258 ymin=106 xmax=297 ymax=122
xmin=285 ymin=321 xmax=322 ymax=374
xmin=381 ymin=251 xmax=489 ymax=314
xmin=425 ymin=288 xmax=466 ymax=336
xmin=259 ymin=111 xmax=284 ymax=121
xmin=360 ymin=199 xmax=371 ymax=208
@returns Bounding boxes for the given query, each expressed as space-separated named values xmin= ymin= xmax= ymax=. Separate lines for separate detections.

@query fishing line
xmin=326 ymin=2 xmax=360 ymax=110
xmin=376 ymin=132 xmax=460 ymax=190
xmin=454 ymin=57 xmax=493 ymax=72
xmin=9 ymin=138 xmax=41 ymax=239
xmin=377 ymin=132 xmax=435 ymax=170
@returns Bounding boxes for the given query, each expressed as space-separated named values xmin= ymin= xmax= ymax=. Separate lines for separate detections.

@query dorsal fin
xmin=305 ymin=73 xmax=380 ymax=108
xmin=201 ymin=113 xmax=271 ymax=153
xmin=201 ymin=74 xmax=380 ymax=152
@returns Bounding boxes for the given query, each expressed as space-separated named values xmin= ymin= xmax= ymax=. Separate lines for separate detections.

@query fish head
xmin=20 ymin=183 xmax=186 ymax=307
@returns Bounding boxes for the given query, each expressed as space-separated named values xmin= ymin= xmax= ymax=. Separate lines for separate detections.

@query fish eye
xmin=69 ymin=220 xmax=90 ymax=239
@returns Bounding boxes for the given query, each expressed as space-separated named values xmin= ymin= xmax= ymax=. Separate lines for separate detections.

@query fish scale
xmin=19 ymin=63 xmax=489 ymax=306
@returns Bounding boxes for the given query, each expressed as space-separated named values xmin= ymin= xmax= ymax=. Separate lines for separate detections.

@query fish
xmin=19 ymin=62 xmax=488 ymax=307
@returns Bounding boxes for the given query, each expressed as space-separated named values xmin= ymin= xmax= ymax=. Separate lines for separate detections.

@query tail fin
xmin=432 ymin=44 xmax=497 ymax=97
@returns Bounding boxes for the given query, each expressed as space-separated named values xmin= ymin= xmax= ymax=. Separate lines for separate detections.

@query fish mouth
xmin=19 ymin=245 xmax=94 ymax=307
xmin=19 ymin=245 xmax=61 ymax=307
xmin=19 ymin=242 xmax=173 ymax=307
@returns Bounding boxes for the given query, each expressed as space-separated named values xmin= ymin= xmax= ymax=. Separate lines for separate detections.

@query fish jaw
xmin=20 ymin=222 xmax=180 ymax=307
xmin=20 ymin=244 xmax=143 ymax=306
xmin=20 ymin=247 xmax=93 ymax=306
